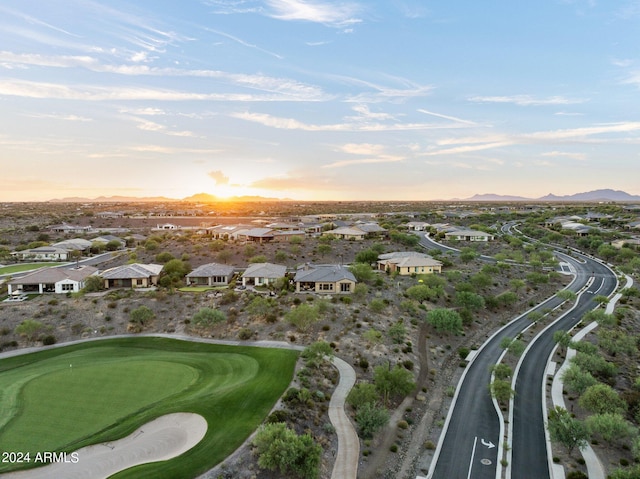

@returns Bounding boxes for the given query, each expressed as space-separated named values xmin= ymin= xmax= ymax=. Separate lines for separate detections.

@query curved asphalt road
xmin=421 ymin=233 xmax=601 ymax=479
xmin=508 ymin=252 xmax=617 ymax=479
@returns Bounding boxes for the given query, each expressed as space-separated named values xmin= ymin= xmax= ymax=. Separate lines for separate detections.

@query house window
xmin=136 ymin=279 xmax=144 ymax=286
xmin=320 ymin=283 xmax=334 ymax=291
xmin=340 ymin=283 xmax=351 ymax=292
xmin=61 ymin=283 xmax=74 ymax=291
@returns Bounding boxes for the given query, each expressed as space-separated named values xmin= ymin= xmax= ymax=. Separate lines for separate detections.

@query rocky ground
xmin=0 ymin=231 xmax=576 ymax=479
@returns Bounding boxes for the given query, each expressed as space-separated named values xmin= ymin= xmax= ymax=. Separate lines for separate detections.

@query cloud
xmin=0 ymin=51 xmax=326 ymax=99
xmin=208 ymin=170 xmax=230 ymax=185
xmin=231 ymin=111 xmax=473 ymax=132
xmin=417 ymin=108 xmax=477 ymax=125
xmin=203 ymin=27 xmax=284 ymax=59
xmin=541 ymin=151 xmax=586 ymax=161
xmin=0 ymin=78 xmax=322 ymax=102
xmin=468 ymin=94 xmax=587 ymax=106
xmin=264 ymin=0 xmax=362 ymax=27
xmin=322 ymin=156 xmax=403 ymax=168
xmin=23 ymin=113 xmax=93 ymax=122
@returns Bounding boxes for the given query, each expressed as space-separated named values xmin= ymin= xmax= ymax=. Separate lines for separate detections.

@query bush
xmin=238 ymin=328 xmax=254 ymax=340
xmin=192 ymin=307 xmax=226 ymax=326
xmin=129 ymin=306 xmax=154 ymax=325
xmin=41 ymin=335 xmax=56 ymax=346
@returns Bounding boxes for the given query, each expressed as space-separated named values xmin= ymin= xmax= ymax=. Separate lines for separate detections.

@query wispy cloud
xmin=203 ymin=27 xmax=284 ymax=59
xmin=418 ymin=108 xmax=477 ymax=125
xmin=208 ymin=170 xmax=230 ymax=185
xmin=23 ymin=112 xmax=93 ymax=122
xmin=232 ymin=111 xmax=473 ymax=132
xmin=323 ymin=156 xmax=403 ymax=168
xmin=541 ymin=151 xmax=586 ymax=161
xmin=264 ymin=0 xmax=362 ymax=27
xmin=468 ymin=94 xmax=588 ymax=106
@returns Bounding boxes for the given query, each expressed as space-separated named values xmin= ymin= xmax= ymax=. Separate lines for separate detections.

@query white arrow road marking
xmin=481 ymin=438 xmax=495 ymax=449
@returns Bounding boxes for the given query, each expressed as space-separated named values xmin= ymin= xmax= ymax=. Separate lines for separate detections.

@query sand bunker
xmin=1 ymin=413 xmax=207 ymax=479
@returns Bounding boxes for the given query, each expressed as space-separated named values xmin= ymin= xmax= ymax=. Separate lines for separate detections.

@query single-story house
xmin=48 ymin=223 xmax=93 ymax=234
xmin=101 ymin=263 xmax=163 ymax=288
xmin=377 ymin=252 xmax=443 ymax=275
xmin=53 ymin=238 xmax=93 ymax=252
xmin=11 ymin=246 xmax=70 ymax=261
xmin=294 ymin=264 xmax=357 ymax=293
xmin=186 ymin=263 xmax=235 ymax=286
xmin=354 ymin=222 xmax=388 ymax=237
xmin=156 ymin=223 xmax=179 ymax=230
xmin=91 ymin=235 xmax=126 ymax=248
xmin=273 ymin=230 xmax=306 ymax=242
xmin=207 ymin=225 xmax=252 ymax=241
xmin=444 ymin=230 xmax=495 ymax=242
xmin=242 ymin=262 xmax=287 ymax=287
xmin=8 ymin=265 xmax=98 ymax=295
xmin=405 ymin=222 xmax=430 ymax=231
xmin=322 ymin=227 xmax=366 ymax=241
xmin=238 ymin=228 xmax=275 ymax=243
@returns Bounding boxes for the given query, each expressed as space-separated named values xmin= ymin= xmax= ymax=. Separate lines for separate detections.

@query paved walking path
xmin=329 ymin=356 xmax=359 ymax=479
xmin=549 ymin=274 xmax=633 ymax=479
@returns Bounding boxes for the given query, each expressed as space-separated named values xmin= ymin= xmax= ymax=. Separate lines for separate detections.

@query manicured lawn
xmin=0 ymin=338 xmax=299 ymax=478
xmin=0 ymin=263 xmax=67 ymax=275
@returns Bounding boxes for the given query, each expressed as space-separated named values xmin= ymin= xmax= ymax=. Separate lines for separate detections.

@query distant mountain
xmin=49 ymin=195 xmax=175 ymax=203
xmin=182 ymin=192 xmax=289 ymax=203
xmin=49 ymin=193 xmax=289 ymax=203
xmin=466 ymin=193 xmax=531 ymax=201
xmin=537 ymin=189 xmax=640 ymax=202
xmin=463 ymin=189 xmax=640 ymax=202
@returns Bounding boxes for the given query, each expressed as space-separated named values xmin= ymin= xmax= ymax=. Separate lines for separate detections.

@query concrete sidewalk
xmin=549 ymin=274 xmax=634 ymax=479
xmin=329 ymin=356 xmax=360 ymax=479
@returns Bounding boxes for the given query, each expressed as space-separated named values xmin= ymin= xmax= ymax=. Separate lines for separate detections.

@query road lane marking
xmin=467 ymin=436 xmax=478 ymax=479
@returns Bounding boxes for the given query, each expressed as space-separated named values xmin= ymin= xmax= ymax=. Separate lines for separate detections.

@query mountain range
xmin=462 ymin=189 xmax=640 ymax=202
xmin=47 ymin=189 xmax=640 ymax=203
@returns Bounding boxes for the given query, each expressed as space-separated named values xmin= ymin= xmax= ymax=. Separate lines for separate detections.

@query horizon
xmin=1 ymin=2 xmax=640 ymax=202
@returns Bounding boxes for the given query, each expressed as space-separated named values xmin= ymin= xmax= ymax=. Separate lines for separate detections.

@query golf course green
xmin=0 ymin=337 xmax=299 ymax=478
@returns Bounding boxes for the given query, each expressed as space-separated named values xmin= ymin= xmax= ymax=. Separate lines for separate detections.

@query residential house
xmin=405 ymin=221 xmax=430 ymax=231
xmin=444 ymin=230 xmax=495 ymax=242
xmin=186 ymin=263 xmax=235 ymax=286
xmin=377 ymin=252 xmax=443 ymax=275
xmin=238 ymin=228 xmax=275 ymax=243
xmin=355 ymin=222 xmax=388 ymax=238
xmin=322 ymin=226 xmax=366 ymax=241
xmin=91 ymin=235 xmax=126 ymax=248
xmin=48 ymin=223 xmax=93 ymax=234
xmin=101 ymin=263 xmax=163 ymax=288
xmin=11 ymin=246 xmax=70 ymax=261
xmin=53 ymin=238 xmax=93 ymax=253
xmin=8 ymin=265 xmax=98 ymax=295
xmin=156 ymin=223 xmax=179 ymax=230
xmin=241 ymin=263 xmax=287 ymax=287
xmin=272 ymin=230 xmax=306 ymax=242
xmin=207 ymin=225 xmax=252 ymax=241
xmin=294 ymin=264 xmax=357 ymax=294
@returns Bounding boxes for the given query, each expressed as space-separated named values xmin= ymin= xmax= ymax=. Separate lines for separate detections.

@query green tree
xmin=247 ymin=296 xmax=275 ymax=321
xmin=15 ymin=319 xmax=47 ymax=343
xmin=301 ymin=341 xmax=333 ymax=368
xmin=274 ymin=250 xmax=288 ymax=262
xmin=353 ymin=283 xmax=368 ymax=301
xmin=373 ymin=362 xmax=416 ymax=405
xmin=459 ymin=247 xmax=478 ymax=263
xmin=243 ymin=244 xmax=256 ymax=258
xmin=317 ymin=243 xmax=332 ymax=257
xmin=285 ymin=303 xmax=319 ymax=332
xmin=388 ymin=321 xmax=407 ymax=344
xmin=561 ymin=364 xmax=597 ymax=395
xmin=608 ymin=465 xmax=640 ymax=479
xmin=192 ymin=307 xmax=226 ymax=326
xmin=597 ymin=329 xmax=637 ymax=356
xmin=369 ymin=298 xmax=386 ymax=313
xmin=454 ymin=291 xmax=485 ymax=311
xmin=161 ymin=259 xmax=191 ymax=285
xmin=570 ymin=352 xmax=618 ymax=379
xmin=363 ymin=328 xmax=383 ymax=345
xmin=470 ymin=272 xmax=492 ymax=289
xmin=105 ymin=239 xmax=122 ymax=251
xmin=582 ymin=308 xmax=616 ymax=328
xmin=249 ymin=254 xmax=268 ymax=263
xmin=490 ymin=379 xmax=514 ymax=404
xmin=253 ymin=422 xmax=322 ymax=479
xmin=425 ymin=308 xmax=463 ymax=334
xmin=346 ymin=382 xmax=379 ymax=410
xmin=406 ymin=284 xmax=440 ymax=303
xmin=82 ymin=275 xmax=105 ymax=293
xmin=355 ymin=248 xmax=379 ymax=264
xmin=579 ymin=383 xmax=627 ymax=415
xmin=553 ymin=330 xmax=572 ymax=354
xmin=129 ymin=306 xmax=154 ymax=325
xmin=348 ymin=263 xmax=375 ymax=283
xmin=491 ymin=363 xmax=513 ymax=381
xmin=547 ymin=406 xmax=589 ymax=455
xmin=155 ymin=251 xmax=175 ymax=263
xmin=217 ymin=249 xmax=232 ymax=264
xmin=585 ymin=413 xmax=636 ymax=443
xmin=355 ymin=402 xmax=390 ymax=438
xmin=556 ymin=290 xmax=577 ymax=302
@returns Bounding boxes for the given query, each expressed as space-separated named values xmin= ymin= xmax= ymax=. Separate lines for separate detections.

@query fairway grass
xmin=0 ymin=263 xmax=67 ymax=275
xmin=0 ymin=338 xmax=299 ymax=478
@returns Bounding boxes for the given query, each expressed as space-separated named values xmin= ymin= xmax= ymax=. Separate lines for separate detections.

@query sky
xmin=1 ymin=0 xmax=639 ymax=202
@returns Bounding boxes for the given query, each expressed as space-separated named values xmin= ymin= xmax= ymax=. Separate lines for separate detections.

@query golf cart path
xmin=0 ymin=413 xmax=207 ymax=479
xmin=329 ymin=356 xmax=359 ymax=479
